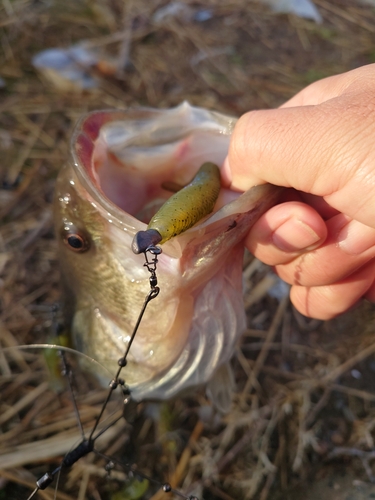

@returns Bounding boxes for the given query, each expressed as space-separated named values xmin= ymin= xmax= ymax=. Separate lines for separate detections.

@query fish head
xmin=54 ymin=102 xmax=280 ymax=411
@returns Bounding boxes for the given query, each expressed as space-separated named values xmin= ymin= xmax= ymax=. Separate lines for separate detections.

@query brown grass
xmin=2 ymin=0 xmax=375 ymax=499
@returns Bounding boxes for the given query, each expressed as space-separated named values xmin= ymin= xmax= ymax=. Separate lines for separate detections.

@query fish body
xmin=54 ymin=102 xmax=280 ymax=410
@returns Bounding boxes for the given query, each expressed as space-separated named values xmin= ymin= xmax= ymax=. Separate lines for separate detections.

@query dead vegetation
xmin=2 ymin=1 xmax=375 ymax=499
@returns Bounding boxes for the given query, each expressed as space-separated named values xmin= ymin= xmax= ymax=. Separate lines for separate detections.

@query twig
xmin=327 ymin=447 xmax=375 ymax=482
xmin=314 ymin=0 xmax=375 ymax=32
xmin=0 ymin=381 xmax=49 ymax=426
xmin=116 ymin=0 xmax=134 ymax=77
xmin=0 ymin=468 xmax=73 ymax=500
xmin=321 ymin=341 xmax=375 ymax=384
xmin=329 ymin=383 xmax=375 ymax=402
xmin=77 ymin=467 xmax=90 ymax=500
xmin=216 ymin=408 xmax=272 ymax=474
xmin=149 ymin=420 xmax=204 ymax=500
xmin=6 ymin=115 xmax=48 ymax=185
xmin=0 ymin=420 xmax=124 ymax=469
xmin=241 ymin=295 xmax=289 ymax=396
xmin=244 ymin=273 xmax=278 ymax=309
xmin=208 ymin=484 xmax=236 ymax=500
xmin=304 ymin=386 xmax=332 ymax=429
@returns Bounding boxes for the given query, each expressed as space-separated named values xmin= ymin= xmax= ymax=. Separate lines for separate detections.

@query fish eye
xmin=62 ymin=226 xmax=90 ymax=253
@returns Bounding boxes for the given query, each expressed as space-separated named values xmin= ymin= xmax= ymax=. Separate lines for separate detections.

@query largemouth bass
xmin=54 ymin=102 xmax=280 ymax=411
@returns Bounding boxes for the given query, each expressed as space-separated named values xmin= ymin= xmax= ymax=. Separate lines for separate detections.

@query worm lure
xmin=132 ymin=162 xmax=221 ymax=254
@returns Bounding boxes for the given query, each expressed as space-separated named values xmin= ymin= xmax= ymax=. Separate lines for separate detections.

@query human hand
xmin=222 ymin=64 xmax=375 ymax=320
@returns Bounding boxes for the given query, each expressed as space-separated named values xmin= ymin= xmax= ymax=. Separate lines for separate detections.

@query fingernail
xmin=221 ymin=157 xmax=232 ymax=187
xmin=272 ymin=218 xmax=321 ymax=252
xmin=338 ymin=220 xmax=375 ymax=255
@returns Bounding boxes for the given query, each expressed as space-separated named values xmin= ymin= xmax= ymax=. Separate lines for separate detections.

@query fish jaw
xmin=54 ymin=103 xmax=281 ymax=407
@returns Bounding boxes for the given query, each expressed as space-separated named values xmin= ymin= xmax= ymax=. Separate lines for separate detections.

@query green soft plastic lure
xmin=132 ymin=162 xmax=221 ymax=254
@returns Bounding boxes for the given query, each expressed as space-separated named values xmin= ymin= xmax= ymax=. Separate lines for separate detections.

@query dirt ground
xmin=2 ymin=1 xmax=375 ymax=499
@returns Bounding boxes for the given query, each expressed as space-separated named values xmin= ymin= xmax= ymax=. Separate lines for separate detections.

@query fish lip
xmin=70 ymin=109 xmax=143 ymax=234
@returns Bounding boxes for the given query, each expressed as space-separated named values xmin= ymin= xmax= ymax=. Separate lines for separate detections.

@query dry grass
xmin=2 ymin=0 xmax=375 ymax=499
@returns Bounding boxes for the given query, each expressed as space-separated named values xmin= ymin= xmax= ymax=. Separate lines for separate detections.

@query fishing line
xmin=25 ymin=245 xmax=198 ymax=500
xmin=51 ymin=304 xmax=86 ymax=438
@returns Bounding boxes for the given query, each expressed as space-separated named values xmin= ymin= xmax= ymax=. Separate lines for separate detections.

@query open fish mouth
xmin=55 ymin=102 xmax=280 ymax=411
xmin=71 ymin=102 xmax=237 ymax=233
